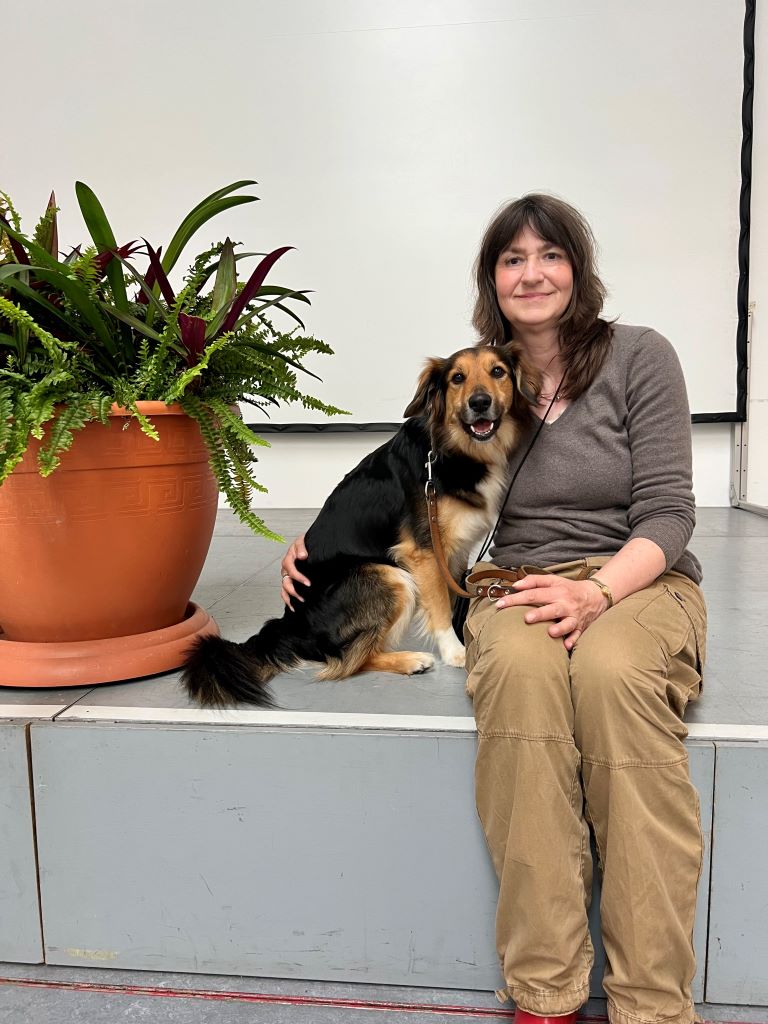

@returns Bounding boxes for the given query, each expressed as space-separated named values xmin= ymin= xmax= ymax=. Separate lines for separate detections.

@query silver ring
xmin=281 ymin=572 xmax=290 ymax=579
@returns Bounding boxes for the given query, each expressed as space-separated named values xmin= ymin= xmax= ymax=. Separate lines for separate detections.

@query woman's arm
xmin=501 ymin=536 xmax=666 ymax=648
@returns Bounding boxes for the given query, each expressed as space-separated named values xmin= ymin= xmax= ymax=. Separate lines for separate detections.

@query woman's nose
xmin=521 ymin=256 xmax=543 ymax=282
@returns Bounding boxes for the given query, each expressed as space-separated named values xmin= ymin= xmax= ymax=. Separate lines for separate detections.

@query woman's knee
xmin=466 ymin=607 xmax=572 ymax=735
xmin=570 ymin=624 xmax=689 ymax=763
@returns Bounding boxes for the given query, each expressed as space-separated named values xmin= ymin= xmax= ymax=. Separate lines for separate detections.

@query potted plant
xmin=0 ymin=180 xmax=343 ymax=686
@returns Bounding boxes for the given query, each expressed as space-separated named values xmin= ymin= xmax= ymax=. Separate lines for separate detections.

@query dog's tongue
xmin=472 ymin=419 xmax=494 ymax=435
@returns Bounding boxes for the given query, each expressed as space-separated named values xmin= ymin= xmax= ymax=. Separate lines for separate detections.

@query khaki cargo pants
xmin=464 ymin=557 xmax=707 ymax=1024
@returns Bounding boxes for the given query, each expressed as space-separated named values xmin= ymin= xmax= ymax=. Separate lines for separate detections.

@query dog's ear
xmin=497 ymin=342 xmax=541 ymax=405
xmin=404 ymin=357 xmax=445 ymax=419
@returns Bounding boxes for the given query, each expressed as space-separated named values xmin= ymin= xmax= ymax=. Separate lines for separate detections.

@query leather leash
xmin=424 ymin=461 xmax=474 ymax=598
xmin=425 ymin=454 xmax=530 ymax=599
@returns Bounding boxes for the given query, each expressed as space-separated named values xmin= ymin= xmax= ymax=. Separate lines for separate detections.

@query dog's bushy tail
xmin=181 ymin=618 xmax=300 ymax=708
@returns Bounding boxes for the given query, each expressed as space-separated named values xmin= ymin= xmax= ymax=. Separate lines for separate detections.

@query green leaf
xmin=75 ymin=182 xmax=130 ymax=314
xmin=4 ymin=275 xmax=89 ymax=340
xmin=226 ymin=337 xmax=321 ymax=380
xmin=14 ymin=266 xmax=119 ymax=358
xmin=163 ymin=193 xmax=258 ymax=274
xmin=236 ymin=289 xmax=311 ymax=332
xmin=109 ymin=254 xmax=168 ymax=318
xmin=211 ymin=237 xmax=237 ymax=314
xmin=99 ymin=304 xmax=163 ymax=343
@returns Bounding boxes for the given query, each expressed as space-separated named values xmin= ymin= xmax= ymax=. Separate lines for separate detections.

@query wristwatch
xmin=587 ymin=575 xmax=614 ymax=608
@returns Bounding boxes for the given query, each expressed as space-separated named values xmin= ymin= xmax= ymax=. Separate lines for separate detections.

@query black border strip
xmin=252 ymin=1 xmax=754 ymax=434
xmin=736 ymin=0 xmax=754 ymax=422
xmin=249 ymin=412 xmax=743 ymax=434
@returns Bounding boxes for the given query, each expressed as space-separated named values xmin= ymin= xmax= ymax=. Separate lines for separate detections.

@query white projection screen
xmin=5 ymin=0 xmax=748 ymax=425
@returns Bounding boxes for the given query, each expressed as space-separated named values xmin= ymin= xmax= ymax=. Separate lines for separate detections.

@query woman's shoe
xmin=515 ymin=1010 xmax=579 ymax=1024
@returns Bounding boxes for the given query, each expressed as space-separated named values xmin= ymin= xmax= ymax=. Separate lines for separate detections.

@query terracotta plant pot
xmin=0 ymin=403 xmax=219 ymax=686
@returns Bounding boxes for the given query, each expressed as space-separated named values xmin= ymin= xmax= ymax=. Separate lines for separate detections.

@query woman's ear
xmin=403 ymin=357 xmax=445 ymax=418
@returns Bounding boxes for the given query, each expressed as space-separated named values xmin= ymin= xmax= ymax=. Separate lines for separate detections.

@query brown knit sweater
xmin=490 ymin=324 xmax=702 ymax=583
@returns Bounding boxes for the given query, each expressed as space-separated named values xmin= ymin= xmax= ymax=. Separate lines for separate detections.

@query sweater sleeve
xmin=625 ymin=330 xmax=696 ymax=567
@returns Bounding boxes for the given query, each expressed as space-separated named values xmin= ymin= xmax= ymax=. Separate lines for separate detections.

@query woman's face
xmin=494 ymin=225 xmax=574 ymax=335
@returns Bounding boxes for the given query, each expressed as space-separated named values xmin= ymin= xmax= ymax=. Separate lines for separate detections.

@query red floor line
xmin=1 ymin=979 xmax=764 ymax=1024
xmin=0 ymin=976 xmax=513 ymax=1017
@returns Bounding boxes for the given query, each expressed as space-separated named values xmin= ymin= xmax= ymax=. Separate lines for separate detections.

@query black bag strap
xmin=474 ymin=373 xmax=565 ymax=564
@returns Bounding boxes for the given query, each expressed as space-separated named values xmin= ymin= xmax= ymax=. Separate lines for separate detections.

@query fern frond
xmin=0 ymin=297 xmax=73 ymax=363
xmin=202 ymin=397 xmax=271 ymax=449
xmin=37 ymin=394 xmax=95 ymax=476
xmin=0 ymin=385 xmax=14 ymax=456
xmin=0 ymin=190 xmax=22 ymax=232
xmin=162 ymin=332 xmax=233 ymax=403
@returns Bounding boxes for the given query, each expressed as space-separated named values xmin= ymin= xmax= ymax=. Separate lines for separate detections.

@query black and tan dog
xmin=182 ymin=344 xmax=537 ymax=707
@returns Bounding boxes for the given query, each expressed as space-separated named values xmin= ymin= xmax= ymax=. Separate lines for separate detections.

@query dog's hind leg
xmin=395 ymin=547 xmax=467 ymax=667
xmin=360 ymin=650 xmax=435 ymax=675
xmin=317 ymin=564 xmax=435 ymax=679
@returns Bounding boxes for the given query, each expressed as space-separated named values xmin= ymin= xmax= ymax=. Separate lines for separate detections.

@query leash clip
xmin=424 ymin=449 xmax=437 ymax=500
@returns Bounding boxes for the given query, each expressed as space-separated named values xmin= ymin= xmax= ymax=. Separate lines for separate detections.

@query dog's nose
xmin=468 ymin=391 xmax=492 ymax=414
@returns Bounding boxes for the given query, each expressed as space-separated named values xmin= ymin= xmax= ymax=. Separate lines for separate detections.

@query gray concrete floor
xmin=2 ymin=507 xmax=768 ymax=1022
xmin=1 ymin=964 xmax=767 ymax=1024
xmin=3 ymin=505 xmax=762 ymax=727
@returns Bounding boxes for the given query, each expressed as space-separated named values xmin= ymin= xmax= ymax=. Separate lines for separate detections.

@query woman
xmin=281 ymin=194 xmax=707 ymax=1024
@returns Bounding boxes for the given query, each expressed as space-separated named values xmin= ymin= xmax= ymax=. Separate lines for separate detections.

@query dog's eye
xmin=451 ymin=372 xmax=465 ymax=384
xmin=490 ymin=366 xmax=506 ymax=378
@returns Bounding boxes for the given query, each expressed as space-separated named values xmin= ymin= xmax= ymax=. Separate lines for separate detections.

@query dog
xmin=182 ymin=343 xmax=538 ymax=707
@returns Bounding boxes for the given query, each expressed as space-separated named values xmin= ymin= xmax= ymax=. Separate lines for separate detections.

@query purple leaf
xmin=219 ymin=246 xmax=293 ymax=336
xmin=135 ymin=245 xmax=161 ymax=304
xmin=143 ymin=238 xmax=176 ymax=306
xmin=94 ymin=240 xmax=142 ymax=278
xmin=178 ymin=312 xmax=207 ymax=366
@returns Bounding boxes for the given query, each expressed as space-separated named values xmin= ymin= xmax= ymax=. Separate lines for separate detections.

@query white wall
xmin=745 ymin=1 xmax=768 ymax=508
xmin=240 ymin=0 xmax=759 ymax=516
xmin=5 ymin=1 xmax=752 ymax=510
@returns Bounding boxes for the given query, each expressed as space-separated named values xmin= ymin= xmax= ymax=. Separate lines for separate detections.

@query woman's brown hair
xmin=472 ymin=193 xmax=614 ymax=399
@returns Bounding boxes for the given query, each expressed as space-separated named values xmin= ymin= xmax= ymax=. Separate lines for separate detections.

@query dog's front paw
xmin=406 ymin=652 xmax=435 ymax=675
xmin=436 ymin=629 xmax=466 ymax=668
xmin=444 ymin=648 xmax=467 ymax=668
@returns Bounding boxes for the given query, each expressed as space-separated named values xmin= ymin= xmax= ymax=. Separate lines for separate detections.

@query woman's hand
xmin=494 ymin=575 xmax=609 ymax=650
xmin=280 ymin=534 xmax=310 ymax=610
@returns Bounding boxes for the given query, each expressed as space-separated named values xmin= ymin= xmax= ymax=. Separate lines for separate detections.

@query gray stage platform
xmin=1 ymin=508 xmax=767 ymax=1007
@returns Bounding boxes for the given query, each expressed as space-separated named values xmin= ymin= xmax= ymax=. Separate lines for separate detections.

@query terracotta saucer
xmin=0 ymin=603 xmax=218 ymax=688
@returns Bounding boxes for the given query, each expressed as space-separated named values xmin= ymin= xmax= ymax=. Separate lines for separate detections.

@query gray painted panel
xmin=32 ymin=722 xmax=714 ymax=997
xmin=33 ymin=723 xmax=502 ymax=987
xmin=0 ymin=723 xmax=43 ymax=962
xmin=707 ymin=743 xmax=768 ymax=1005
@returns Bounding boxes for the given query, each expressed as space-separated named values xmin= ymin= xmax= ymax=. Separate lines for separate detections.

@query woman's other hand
xmin=280 ymin=534 xmax=310 ymax=610
xmin=494 ymin=574 xmax=609 ymax=650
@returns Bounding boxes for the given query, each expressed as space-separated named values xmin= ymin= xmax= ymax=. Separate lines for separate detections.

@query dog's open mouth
xmin=462 ymin=417 xmax=500 ymax=441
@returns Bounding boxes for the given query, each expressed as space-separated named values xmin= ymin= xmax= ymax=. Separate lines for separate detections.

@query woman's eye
xmin=451 ymin=373 xmax=465 ymax=385
xmin=543 ymin=251 xmax=562 ymax=261
xmin=490 ymin=366 xmax=506 ymax=378
xmin=504 ymin=256 xmax=522 ymax=266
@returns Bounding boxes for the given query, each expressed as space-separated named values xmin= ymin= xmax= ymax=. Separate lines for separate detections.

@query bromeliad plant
xmin=0 ymin=180 xmax=344 ymax=539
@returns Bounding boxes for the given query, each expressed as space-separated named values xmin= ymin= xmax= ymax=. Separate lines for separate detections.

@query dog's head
xmin=403 ymin=343 xmax=540 ymax=462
